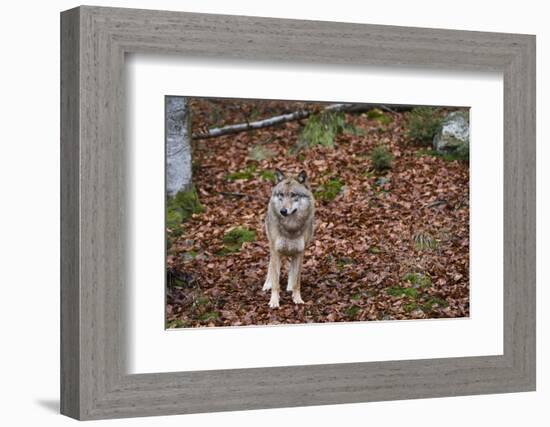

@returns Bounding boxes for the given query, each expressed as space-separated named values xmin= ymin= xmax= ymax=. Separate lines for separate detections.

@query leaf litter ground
xmin=166 ymin=99 xmax=469 ymax=328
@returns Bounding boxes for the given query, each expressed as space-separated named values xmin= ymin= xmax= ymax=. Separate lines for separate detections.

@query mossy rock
xmin=433 ymin=111 xmax=469 ymax=156
xmin=166 ymin=185 xmax=204 ymax=229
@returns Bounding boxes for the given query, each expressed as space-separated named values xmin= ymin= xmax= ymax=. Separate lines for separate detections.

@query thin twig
xmin=219 ymin=191 xmax=255 ymax=198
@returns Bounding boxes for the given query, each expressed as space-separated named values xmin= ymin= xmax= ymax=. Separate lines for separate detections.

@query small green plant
xmin=345 ymin=305 xmax=361 ymax=319
xmin=402 ymin=272 xmax=432 ymax=288
xmin=299 ymin=111 xmax=346 ymax=148
xmin=225 ymin=164 xmax=257 ymax=181
xmin=403 ymin=302 xmax=419 ymax=313
xmin=192 ymin=295 xmax=210 ymax=308
xmin=422 ymin=297 xmax=449 ymax=311
xmin=218 ymin=226 xmax=256 ymax=254
xmin=315 ymin=177 xmax=344 ymax=201
xmin=413 ymin=232 xmax=439 ymax=250
xmin=259 ymin=170 xmax=277 ymax=183
xmin=370 ymin=145 xmax=393 ymax=173
xmin=387 ymin=286 xmax=419 ymax=299
xmin=249 ymin=144 xmax=275 ymax=161
xmin=416 ymin=147 xmax=469 ymax=163
xmin=199 ymin=311 xmax=220 ymax=322
xmin=336 ymin=257 xmax=354 ymax=270
xmin=351 ymin=293 xmax=362 ymax=301
xmin=368 ymin=246 xmax=382 ymax=254
xmin=166 ymin=318 xmax=188 ymax=328
xmin=366 ymin=108 xmax=392 ymax=125
xmin=406 ymin=107 xmax=443 ymax=145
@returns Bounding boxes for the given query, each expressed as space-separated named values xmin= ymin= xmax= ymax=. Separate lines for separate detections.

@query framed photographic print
xmin=60 ymin=6 xmax=536 ymax=420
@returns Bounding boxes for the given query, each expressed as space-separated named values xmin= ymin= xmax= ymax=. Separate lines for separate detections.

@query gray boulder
xmin=433 ymin=111 xmax=469 ymax=153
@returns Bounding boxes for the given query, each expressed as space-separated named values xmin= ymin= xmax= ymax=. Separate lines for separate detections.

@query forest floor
xmin=166 ymin=99 xmax=470 ymax=328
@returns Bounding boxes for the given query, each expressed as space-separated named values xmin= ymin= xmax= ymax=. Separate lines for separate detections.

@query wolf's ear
xmin=297 ymin=170 xmax=307 ymax=184
xmin=275 ymin=168 xmax=285 ymax=183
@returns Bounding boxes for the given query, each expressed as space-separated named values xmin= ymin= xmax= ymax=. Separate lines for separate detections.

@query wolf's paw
xmin=292 ymin=292 xmax=304 ymax=305
xmin=269 ymin=295 xmax=280 ymax=309
xmin=262 ymin=281 xmax=272 ymax=291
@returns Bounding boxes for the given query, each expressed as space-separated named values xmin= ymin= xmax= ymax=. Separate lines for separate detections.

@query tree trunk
xmin=166 ymin=96 xmax=192 ymax=196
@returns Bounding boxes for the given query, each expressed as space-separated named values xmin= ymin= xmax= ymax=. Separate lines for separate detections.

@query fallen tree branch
xmin=193 ymin=103 xmax=353 ymax=140
xmin=192 ymin=103 xmax=412 ymax=140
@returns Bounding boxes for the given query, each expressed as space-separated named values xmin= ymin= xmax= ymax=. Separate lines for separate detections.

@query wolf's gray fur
xmin=263 ymin=169 xmax=315 ymax=308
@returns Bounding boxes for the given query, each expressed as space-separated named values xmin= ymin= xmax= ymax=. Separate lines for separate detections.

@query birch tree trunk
xmin=166 ymin=96 xmax=192 ymax=197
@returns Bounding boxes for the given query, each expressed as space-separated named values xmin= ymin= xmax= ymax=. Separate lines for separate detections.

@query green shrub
xmin=226 ymin=164 xmax=257 ymax=181
xmin=299 ymin=111 xmax=346 ymax=148
xmin=315 ymin=177 xmax=344 ymax=201
xmin=370 ymin=145 xmax=393 ymax=173
xmin=413 ymin=233 xmax=439 ymax=250
xmin=406 ymin=107 xmax=443 ymax=145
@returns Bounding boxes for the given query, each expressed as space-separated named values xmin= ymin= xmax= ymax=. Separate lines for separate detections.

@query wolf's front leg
xmin=263 ymin=251 xmax=281 ymax=308
xmin=288 ymin=253 xmax=304 ymax=304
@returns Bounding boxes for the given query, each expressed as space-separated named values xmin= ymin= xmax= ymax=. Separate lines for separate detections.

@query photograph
xmin=165 ymin=96 xmax=470 ymax=328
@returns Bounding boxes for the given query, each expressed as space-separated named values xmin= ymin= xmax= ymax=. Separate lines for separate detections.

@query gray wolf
xmin=263 ymin=169 xmax=315 ymax=308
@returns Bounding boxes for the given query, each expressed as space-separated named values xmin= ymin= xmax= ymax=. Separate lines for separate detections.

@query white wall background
xmin=0 ymin=0 xmax=546 ymax=425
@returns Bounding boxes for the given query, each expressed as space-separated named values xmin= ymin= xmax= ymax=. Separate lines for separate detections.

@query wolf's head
xmin=269 ymin=169 xmax=314 ymax=229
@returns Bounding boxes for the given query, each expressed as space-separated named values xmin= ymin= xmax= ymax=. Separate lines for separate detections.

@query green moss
xmin=166 ymin=185 xmax=204 ymax=229
xmin=193 ymin=296 xmax=210 ymax=307
xmin=368 ymin=246 xmax=382 ymax=254
xmin=218 ymin=226 xmax=256 ymax=254
xmin=315 ymin=178 xmax=344 ymax=201
xmin=351 ymin=293 xmax=362 ymax=301
xmin=415 ymin=147 xmax=469 ymax=163
xmin=260 ymin=170 xmax=277 ymax=183
xmin=387 ymin=286 xmax=419 ymax=299
xmin=406 ymin=107 xmax=443 ymax=145
xmin=345 ymin=305 xmax=360 ymax=319
xmin=336 ymin=257 xmax=354 ymax=270
xmin=199 ymin=311 xmax=220 ymax=322
xmin=225 ymin=164 xmax=257 ymax=181
xmin=366 ymin=108 xmax=392 ymax=125
xmin=402 ymin=272 xmax=432 ymax=288
xmin=370 ymin=145 xmax=393 ymax=173
xmin=422 ymin=297 xmax=449 ymax=311
xmin=403 ymin=302 xmax=418 ymax=313
xmin=166 ymin=319 xmax=188 ymax=328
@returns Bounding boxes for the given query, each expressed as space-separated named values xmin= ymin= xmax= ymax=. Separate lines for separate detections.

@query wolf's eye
xmin=290 ymin=192 xmax=298 ymax=198
xmin=276 ymin=192 xmax=284 ymax=198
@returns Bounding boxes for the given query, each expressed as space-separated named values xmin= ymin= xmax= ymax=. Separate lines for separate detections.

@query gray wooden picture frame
xmin=60 ymin=5 xmax=536 ymax=421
